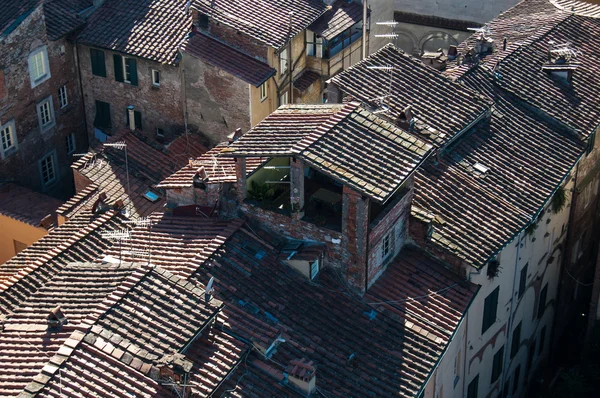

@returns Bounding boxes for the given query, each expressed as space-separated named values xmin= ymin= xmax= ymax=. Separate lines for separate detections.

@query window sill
xmin=40 ymin=123 xmax=56 ymax=135
xmin=260 ymin=97 xmax=267 ymax=103
xmin=151 ymin=84 xmax=160 ymax=89
xmin=1 ymin=147 xmax=18 ymax=160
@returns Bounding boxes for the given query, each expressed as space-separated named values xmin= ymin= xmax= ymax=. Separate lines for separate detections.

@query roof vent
xmin=473 ymin=162 xmax=490 ymax=177
xmin=287 ymin=358 xmax=316 ymax=395
xmin=469 ymin=26 xmax=494 ymax=55
xmin=47 ymin=306 xmax=68 ymax=328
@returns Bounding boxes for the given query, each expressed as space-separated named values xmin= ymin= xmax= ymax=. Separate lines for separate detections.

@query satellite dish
xmin=204 ymin=277 xmax=215 ymax=303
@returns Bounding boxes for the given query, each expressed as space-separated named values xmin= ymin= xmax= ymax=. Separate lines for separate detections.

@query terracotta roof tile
xmin=308 ymin=0 xmax=364 ymax=40
xmin=330 ymin=45 xmax=491 ymax=148
xmin=293 ymin=70 xmax=321 ymax=91
xmin=43 ymin=0 xmax=86 ymax=40
xmin=183 ymin=33 xmax=276 ymax=87
xmin=191 ymin=0 xmax=329 ymax=49
xmin=78 ymin=0 xmax=192 ymax=64
xmin=0 ymin=184 xmax=63 ymax=228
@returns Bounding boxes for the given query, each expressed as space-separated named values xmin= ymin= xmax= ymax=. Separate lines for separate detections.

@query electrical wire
xmin=565 ymin=264 xmax=594 ymax=286
xmin=220 ymin=351 xmax=250 ymax=397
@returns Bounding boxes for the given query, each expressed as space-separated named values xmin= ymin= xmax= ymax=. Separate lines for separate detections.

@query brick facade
xmin=0 ymin=6 xmax=86 ymax=199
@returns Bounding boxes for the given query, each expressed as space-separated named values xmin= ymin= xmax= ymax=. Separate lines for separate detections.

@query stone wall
xmin=0 ymin=6 xmax=86 ymax=199
xmin=165 ymin=184 xmax=224 ymax=208
xmin=78 ymin=43 xmax=185 ymax=146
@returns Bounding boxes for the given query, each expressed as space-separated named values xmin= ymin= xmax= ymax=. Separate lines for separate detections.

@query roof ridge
xmin=56 ymin=183 xmax=100 ymax=216
xmin=291 ymin=102 xmax=359 ymax=154
xmin=0 ymin=211 xmax=120 ymax=294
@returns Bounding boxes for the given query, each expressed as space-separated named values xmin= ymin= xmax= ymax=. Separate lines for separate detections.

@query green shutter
xmin=134 ymin=110 xmax=142 ymax=129
xmin=94 ymin=101 xmax=111 ymax=129
xmin=491 ymin=346 xmax=504 ymax=383
xmin=113 ymin=54 xmax=123 ymax=82
xmin=482 ymin=286 xmax=499 ymax=334
xmin=127 ymin=58 xmax=138 ymax=86
xmin=467 ymin=375 xmax=479 ymax=398
xmin=90 ymin=49 xmax=106 ymax=77
xmin=518 ymin=264 xmax=528 ymax=298
xmin=537 ymin=284 xmax=548 ymax=319
xmin=511 ymin=322 xmax=521 ymax=358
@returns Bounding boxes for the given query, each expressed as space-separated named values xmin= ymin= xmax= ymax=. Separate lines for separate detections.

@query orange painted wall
xmin=0 ymin=215 xmax=48 ymax=264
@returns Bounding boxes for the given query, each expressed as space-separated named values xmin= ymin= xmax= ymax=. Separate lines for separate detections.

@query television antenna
xmin=366 ymin=65 xmax=398 ymax=114
xmin=104 ymin=141 xmax=131 ymax=215
xmin=374 ymin=20 xmax=399 ymax=48
xmin=101 ymin=229 xmax=131 ymax=265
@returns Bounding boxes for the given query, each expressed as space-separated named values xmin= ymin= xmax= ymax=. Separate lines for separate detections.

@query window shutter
xmin=134 ymin=110 xmax=142 ymax=129
xmin=94 ymin=101 xmax=111 ymax=128
xmin=128 ymin=58 xmax=138 ymax=86
xmin=113 ymin=54 xmax=123 ymax=82
xmin=482 ymin=286 xmax=499 ymax=334
xmin=91 ymin=49 xmax=106 ymax=77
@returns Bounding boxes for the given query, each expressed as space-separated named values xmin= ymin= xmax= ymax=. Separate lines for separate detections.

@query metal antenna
xmin=101 ymin=229 xmax=131 ymax=265
xmin=104 ymin=141 xmax=130 ymax=215
xmin=366 ymin=65 xmax=398 ymax=114
xmin=374 ymin=19 xmax=398 ymax=47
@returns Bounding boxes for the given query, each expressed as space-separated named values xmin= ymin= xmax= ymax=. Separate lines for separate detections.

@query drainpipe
xmin=362 ymin=0 xmax=367 ymax=59
xmin=500 ymin=231 xmax=524 ymax=397
xmin=288 ymin=12 xmax=294 ymax=104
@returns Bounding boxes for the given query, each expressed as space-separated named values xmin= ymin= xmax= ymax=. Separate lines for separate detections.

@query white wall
xmin=392 ymin=0 xmax=521 ymax=24
xmin=457 ymin=175 xmax=574 ymax=398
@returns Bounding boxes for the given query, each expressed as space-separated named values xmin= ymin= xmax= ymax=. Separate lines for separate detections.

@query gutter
xmin=180 ymin=304 xmax=224 ymax=353
xmin=208 ymin=347 xmax=251 ymax=397
xmin=441 ymin=107 xmax=491 ymax=152
xmin=415 ymin=283 xmax=481 ymax=398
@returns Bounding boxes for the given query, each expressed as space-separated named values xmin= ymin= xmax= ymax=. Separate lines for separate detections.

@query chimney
xmin=188 ymin=157 xmax=194 ymax=168
xmin=396 ymin=105 xmax=413 ymax=130
xmin=287 ymin=359 xmax=316 ymax=395
xmin=47 ymin=306 xmax=68 ymax=328
xmin=503 ymin=37 xmax=507 ymax=51
xmin=228 ymin=128 xmax=243 ymax=144
xmin=91 ymin=192 xmax=109 ymax=214
xmin=542 ymin=41 xmax=581 ymax=83
xmin=157 ymin=353 xmax=193 ymax=396
xmin=127 ymin=105 xmax=135 ymax=131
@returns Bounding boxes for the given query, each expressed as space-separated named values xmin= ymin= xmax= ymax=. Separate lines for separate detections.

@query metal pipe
xmin=362 ymin=0 xmax=367 ymax=59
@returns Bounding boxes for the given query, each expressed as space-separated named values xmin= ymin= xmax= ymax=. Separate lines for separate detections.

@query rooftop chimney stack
xmin=127 ymin=105 xmax=135 ymax=131
xmin=47 ymin=306 xmax=68 ymax=328
xmin=287 ymin=359 xmax=317 ymax=395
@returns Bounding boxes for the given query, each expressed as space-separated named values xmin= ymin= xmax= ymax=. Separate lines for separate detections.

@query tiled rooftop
xmin=330 ymin=45 xmax=491 ymax=148
xmin=192 ymin=231 xmax=478 ymax=397
xmin=229 ymin=102 xmax=433 ymax=202
xmin=43 ymin=0 xmax=86 ymax=40
xmin=101 ymin=212 xmax=244 ymax=279
xmin=550 ymin=0 xmax=600 ymax=17
xmin=157 ymin=143 xmax=268 ymax=188
xmin=183 ymin=33 xmax=276 ymax=87
xmin=414 ymin=91 xmax=584 ymax=266
xmin=78 ymin=0 xmax=192 ymax=64
xmin=308 ymin=0 xmax=364 ymax=40
xmin=58 ymin=129 xmax=207 ymax=219
xmin=0 ymin=183 xmax=63 ymax=228
xmin=191 ymin=0 xmax=329 ymax=49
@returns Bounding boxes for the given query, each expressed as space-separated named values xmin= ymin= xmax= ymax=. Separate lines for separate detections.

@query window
xmin=453 ymin=351 xmax=461 ymax=387
xmin=0 ymin=120 xmax=17 ymax=158
xmin=156 ymin=127 xmax=164 ymax=138
xmin=260 ymin=82 xmax=268 ymax=101
xmin=467 ymin=375 xmax=479 ymax=398
xmin=538 ymin=326 xmax=546 ymax=355
xmin=113 ymin=54 xmax=138 ymax=85
xmin=94 ymin=100 xmax=111 ymax=129
xmin=306 ymin=31 xmax=324 ymax=58
xmin=382 ymin=231 xmax=394 ymax=260
xmin=28 ymin=46 xmax=51 ymax=87
xmin=66 ymin=133 xmax=75 ymax=155
xmin=58 ymin=85 xmax=68 ymax=109
xmin=310 ymin=259 xmax=319 ymax=279
xmin=152 ymin=69 xmax=160 ymax=87
xmin=279 ymin=48 xmax=288 ymax=75
xmin=280 ymin=91 xmax=289 ymax=106
xmin=512 ymin=365 xmax=521 ymax=394
xmin=126 ymin=108 xmax=142 ymax=130
xmin=491 ymin=345 xmax=504 ymax=383
xmin=90 ymin=48 xmax=106 ymax=77
xmin=511 ymin=321 xmax=522 ymax=358
xmin=503 ymin=379 xmax=511 ymax=398
xmin=39 ymin=151 xmax=57 ymax=186
xmin=537 ymin=284 xmax=548 ymax=319
xmin=37 ymin=96 xmax=55 ymax=132
xmin=482 ymin=286 xmax=499 ymax=334
xmin=518 ymin=263 xmax=528 ymax=298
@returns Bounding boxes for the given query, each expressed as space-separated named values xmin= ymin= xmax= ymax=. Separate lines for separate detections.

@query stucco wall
xmin=0 ymin=215 xmax=47 ymax=264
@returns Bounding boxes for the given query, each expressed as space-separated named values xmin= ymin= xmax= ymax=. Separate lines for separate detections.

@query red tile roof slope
xmin=78 ymin=0 xmax=192 ymax=64
xmin=157 ymin=143 xmax=268 ymax=188
xmin=43 ymin=0 xmax=86 ymax=40
xmin=0 ymin=183 xmax=63 ymax=228
xmin=183 ymin=33 xmax=276 ymax=87
xmin=330 ymin=45 xmax=491 ymax=148
xmin=414 ymin=92 xmax=584 ymax=266
xmin=0 ymin=211 xmax=126 ymax=316
xmin=101 ymin=212 xmax=244 ymax=278
xmin=495 ymin=15 xmax=600 ymax=138
xmin=0 ymin=0 xmax=39 ymax=36
xmin=308 ymin=0 xmax=364 ymax=40
xmin=550 ymin=0 xmax=600 ymax=17
xmin=192 ymin=0 xmax=329 ymax=49
xmin=229 ymin=102 xmax=433 ymax=202
xmin=191 ymin=230 xmax=477 ymax=397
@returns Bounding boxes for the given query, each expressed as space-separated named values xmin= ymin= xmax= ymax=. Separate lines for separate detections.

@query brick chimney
xmin=287 ymin=359 xmax=316 ymax=395
xmin=47 ymin=306 xmax=68 ymax=328
xmin=341 ymin=185 xmax=369 ymax=293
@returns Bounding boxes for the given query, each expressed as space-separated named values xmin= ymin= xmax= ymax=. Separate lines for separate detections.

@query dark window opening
xmin=511 ymin=321 xmax=522 ymax=358
xmin=482 ymin=286 xmax=499 ymax=334
xmin=491 ymin=345 xmax=504 ymax=383
xmin=94 ymin=100 xmax=111 ymax=129
xmin=90 ymin=48 xmax=106 ymax=77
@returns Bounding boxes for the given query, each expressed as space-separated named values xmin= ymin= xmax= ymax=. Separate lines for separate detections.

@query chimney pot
xmin=127 ymin=105 xmax=135 ymax=131
xmin=188 ymin=157 xmax=194 ymax=168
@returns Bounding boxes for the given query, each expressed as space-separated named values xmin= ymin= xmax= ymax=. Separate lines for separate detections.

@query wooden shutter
xmin=127 ymin=58 xmax=138 ymax=86
xmin=90 ymin=49 xmax=106 ymax=77
xmin=467 ymin=375 xmax=479 ymax=398
xmin=113 ymin=54 xmax=123 ymax=82
xmin=537 ymin=284 xmax=548 ymax=319
xmin=491 ymin=345 xmax=504 ymax=382
xmin=482 ymin=286 xmax=499 ymax=334
xmin=511 ymin=322 xmax=521 ymax=358
xmin=94 ymin=101 xmax=111 ymax=128
xmin=126 ymin=109 xmax=142 ymax=130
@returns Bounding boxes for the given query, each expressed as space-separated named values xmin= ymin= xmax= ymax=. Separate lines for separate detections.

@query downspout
xmin=288 ymin=12 xmax=293 ymax=104
xmin=178 ymin=50 xmax=189 ymax=137
xmin=362 ymin=0 xmax=367 ymax=59
xmin=500 ymin=231 xmax=524 ymax=397
xmin=74 ymin=38 xmax=89 ymax=147
xmin=364 ymin=196 xmax=370 ymax=293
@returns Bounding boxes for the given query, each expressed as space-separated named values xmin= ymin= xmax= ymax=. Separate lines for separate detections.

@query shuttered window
xmin=126 ymin=109 xmax=142 ymax=130
xmin=491 ymin=345 xmax=504 ymax=383
xmin=467 ymin=375 xmax=479 ymax=398
xmin=94 ymin=100 xmax=111 ymax=129
xmin=511 ymin=321 xmax=522 ymax=358
xmin=90 ymin=48 xmax=106 ymax=77
xmin=482 ymin=286 xmax=499 ymax=334
xmin=537 ymin=284 xmax=548 ymax=319
xmin=518 ymin=263 xmax=528 ymax=298
xmin=114 ymin=54 xmax=138 ymax=85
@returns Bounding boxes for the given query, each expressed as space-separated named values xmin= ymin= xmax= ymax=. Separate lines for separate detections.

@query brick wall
xmin=78 ymin=44 xmax=185 ymax=146
xmin=201 ymin=23 xmax=269 ymax=62
xmin=0 ymin=6 xmax=85 ymax=199
xmin=165 ymin=185 xmax=224 ymax=208
xmin=341 ymin=185 xmax=369 ymax=292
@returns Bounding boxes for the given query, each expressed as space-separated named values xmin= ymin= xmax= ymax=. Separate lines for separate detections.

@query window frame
xmin=279 ymin=48 xmax=288 ymax=75
xmin=90 ymin=48 xmax=107 ymax=77
xmin=482 ymin=286 xmax=499 ymax=334
xmin=491 ymin=345 xmax=504 ymax=383
xmin=310 ymin=259 xmax=320 ymax=280
xmin=28 ymin=46 xmax=51 ymax=87
xmin=39 ymin=150 xmax=58 ymax=187
xmin=467 ymin=375 xmax=479 ymax=398
xmin=0 ymin=120 xmax=18 ymax=159
xmin=152 ymin=69 xmax=160 ymax=87
xmin=382 ymin=231 xmax=393 ymax=261
xmin=94 ymin=100 xmax=112 ymax=129
xmin=58 ymin=85 xmax=68 ymax=109
xmin=36 ymin=96 xmax=56 ymax=133
xmin=260 ymin=82 xmax=268 ymax=102
xmin=66 ymin=133 xmax=76 ymax=155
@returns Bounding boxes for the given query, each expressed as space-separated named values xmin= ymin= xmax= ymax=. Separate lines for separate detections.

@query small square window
xmin=152 ymin=69 xmax=160 ymax=87
xmin=260 ymin=82 xmax=267 ymax=101
xmin=279 ymin=48 xmax=288 ymax=74
xmin=0 ymin=120 xmax=18 ymax=158
xmin=37 ymin=96 xmax=55 ymax=132
xmin=382 ymin=232 xmax=393 ymax=259
xmin=59 ymin=85 xmax=68 ymax=109
xmin=66 ymin=133 xmax=75 ymax=155
xmin=143 ymin=190 xmax=160 ymax=202
xmin=39 ymin=151 xmax=57 ymax=186
xmin=156 ymin=127 xmax=164 ymax=138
